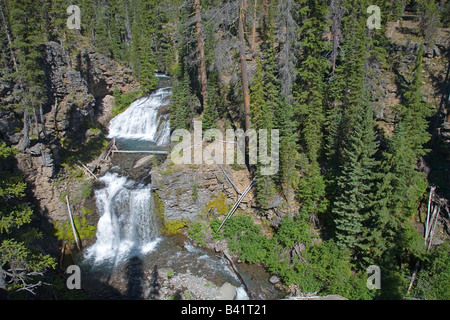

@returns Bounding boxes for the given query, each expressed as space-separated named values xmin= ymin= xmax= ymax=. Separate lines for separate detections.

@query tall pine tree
xmin=332 ymin=106 xmax=379 ymax=257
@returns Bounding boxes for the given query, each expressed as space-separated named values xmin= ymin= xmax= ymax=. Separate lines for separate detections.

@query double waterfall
xmin=85 ymin=87 xmax=171 ymax=266
xmin=81 ymin=80 xmax=268 ymax=300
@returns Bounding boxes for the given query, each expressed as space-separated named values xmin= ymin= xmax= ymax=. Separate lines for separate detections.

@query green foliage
xmin=332 ymin=107 xmax=380 ymax=256
xmin=209 ymin=218 xmax=223 ymax=240
xmin=295 ymin=0 xmax=330 ymax=164
xmin=442 ymin=1 xmax=450 ymax=27
xmin=170 ymin=63 xmax=193 ymax=131
xmin=162 ymin=219 xmax=187 ymax=235
xmin=192 ymin=183 xmax=199 ymax=202
xmin=187 ymin=221 xmax=207 ymax=246
xmin=0 ymin=142 xmax=55 ymax=294
xmin=274 ymin=215 xmax=311 ymax=249
xmin=53 ymin=215 xmax=96 ymax=245
xmin=205 ymin=193 xmax=229 ymax=216
xmin=379 ymin=122 xmax=428 ymax=231
xmin=400 ymin=43 xmax=432 ymax=160
xmin=296 ymin=240 xmax=374 ymax=300
xmin=391 ymin=0 xmax=405 ymax=21
xmin=112 ymin=88 xmax=143 ymax=116
xmin=0 ymin=239 xmax=56 ymax=273
xmin=414 ymin=241 xmax=450 ymax=300
xmin=222 ymin=214 xmax=271 ymax=264
xmin=296 ymin=160 xmax=328 ymax=216
xmin=416 ymin=0 xmax=441 ymax=46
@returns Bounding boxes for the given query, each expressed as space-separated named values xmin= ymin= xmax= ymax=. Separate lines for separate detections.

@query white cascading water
xmin=84 ymin=172 xmax=160 ymax=265
xmin=108 ymin=87 xmax=171 ymax=146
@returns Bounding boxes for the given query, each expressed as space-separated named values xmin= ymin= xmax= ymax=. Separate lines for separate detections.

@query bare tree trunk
xmin=330 ymin=0 xmax=343 ymax=78
xmin=194 ymin=0 xmax=208 ymax=109
xmin=238 ymin=0 xmax=251 ymax=132
xmin=39 ymin=105 xmax=47 ymax=140
xmin=0 ymin=1 xmax=18 ymax=72
xmin=251 ymin=0 xmax=257 ymax=55
xmin=18 ymin=109 xmax=30 ymax=151
xmin=33 ymin=107 xmax=40 ymax=141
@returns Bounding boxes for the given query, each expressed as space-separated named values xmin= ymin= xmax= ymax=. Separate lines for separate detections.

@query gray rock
xmin=28 ymin=143 xmax=42 ymax=156
xmin=269 ymin=275 xmax=280 ymax=284
xmin=433 ymin=46 xmax=441 ymax=57
xmin=216 ymin=282 xmax=236 ymax=300
xmin=133 ymin=155 xmax=154 ymax=169
xmin=266 ymin=195 xmax=282 ymax=209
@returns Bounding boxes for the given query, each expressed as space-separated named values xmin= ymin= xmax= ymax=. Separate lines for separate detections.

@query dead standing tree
xmin=194 ymin=0 xmax=251 ymax=130
xmin=238 ymin=0 xmax=251 ymax=132
xmin=276 ymin=0 xmax=299 ymax=103
xmin=194 ymin=0 xmax=208 ymax=109
xmin=329 ymin=0 xmax=344 ymax=78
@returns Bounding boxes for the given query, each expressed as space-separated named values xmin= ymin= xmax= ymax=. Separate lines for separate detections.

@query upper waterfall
xmin=108 ymin=87 xmax=171 ymax=146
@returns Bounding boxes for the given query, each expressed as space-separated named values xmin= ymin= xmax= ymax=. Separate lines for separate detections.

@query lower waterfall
xmin=84 ymin=172 xmax=160 ymax=266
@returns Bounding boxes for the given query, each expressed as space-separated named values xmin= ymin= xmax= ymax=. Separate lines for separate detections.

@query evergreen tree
xmin=250 ymin=60 xmax=275 ymax=208
xmin=295 ymin=0 xmax=330 ymax=164
xmin=170 ymin=63 xmax=193 ymax=131
xmin=391 ymin=0 xmax=405 ymax=21
xmin=9 ymin=0 xmax=46 ymax=150
xmin=0 ymin=143 xmax=56 ymax=296
xmin=130 ymin=0 xmax=158 ymax=93
xmin=373 ymin=122 xmax=427 ymax=258
xmin=202 ymin=83 xmax=219 ymax=130
xmin=332 ymin=106 xmax=379 ymax=257
xmin=417 ymin=0 xmax=441 ymax=46
xmin=250 ymin=58 xmax=272 ymax=131
xmin=275 ymin=97 xmax=300 ymax=200
xmin=401 ymin=43 xmax=432 ymax=160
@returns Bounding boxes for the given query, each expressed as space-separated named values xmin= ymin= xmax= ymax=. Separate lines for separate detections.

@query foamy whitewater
xmin=108 ymin=87 xmax=171 ymax=146
xmin=84 ymin=173 xmax=160 ymax=265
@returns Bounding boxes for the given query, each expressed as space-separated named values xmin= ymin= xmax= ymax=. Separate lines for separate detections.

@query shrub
xmin=112 ymin=88 xmax=143 ymax=116
xmin=54 ymin=216 xmax=96 ymax=245
xmin=222 ymin=214 xmax=271 ymax=263
xmin=205 ymin=193 xmax=229 ymax=216
xmin=162 ymin=219 xmax=186 ymax=235
xmin=187 ymin=221 xmax=206 ymax=246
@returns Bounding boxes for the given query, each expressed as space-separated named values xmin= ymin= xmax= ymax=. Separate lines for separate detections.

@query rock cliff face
xmin=150 ymin=158 xmax=254 ymax=223
xmin=0 ymin=41 xmax=139 ymax=226
xmin=41 ymin=41 xmax=139 ymax=140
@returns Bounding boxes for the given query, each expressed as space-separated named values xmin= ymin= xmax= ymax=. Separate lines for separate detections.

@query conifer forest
xmin=0 ymin=0 xmax=449 ymax=302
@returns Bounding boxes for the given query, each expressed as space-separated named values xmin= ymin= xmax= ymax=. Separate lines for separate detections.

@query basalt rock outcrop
xmin=0 ymin=40 xmax=139 ymax=225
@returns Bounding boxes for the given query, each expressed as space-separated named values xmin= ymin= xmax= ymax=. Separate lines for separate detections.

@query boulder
xmin=216 ymin=283 xmax=236 ymax=300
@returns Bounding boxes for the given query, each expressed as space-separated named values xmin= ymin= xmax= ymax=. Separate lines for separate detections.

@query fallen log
xmin=77 ymin=161 xmax=99 ymax=181
xmin=222 ymin=251 xmax=253 ymax=300
xmin=66 ymin=195 xmax=82 ymax=253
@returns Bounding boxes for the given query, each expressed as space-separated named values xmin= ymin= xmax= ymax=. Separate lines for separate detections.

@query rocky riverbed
xmin=80 ymin=234 xmax=285 ymax=300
